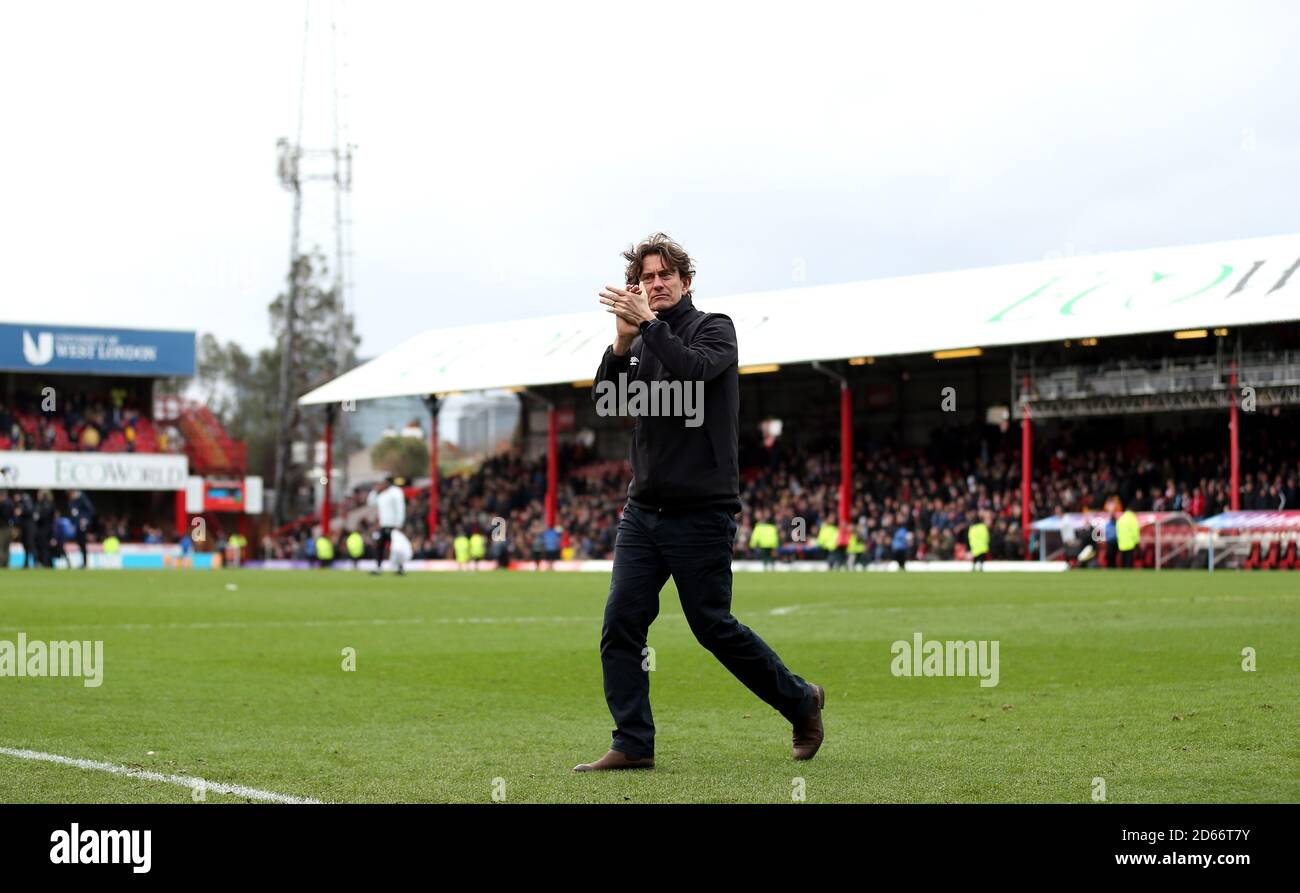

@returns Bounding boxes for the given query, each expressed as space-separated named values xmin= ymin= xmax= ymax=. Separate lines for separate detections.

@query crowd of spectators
xmin=0 ymin=391 xmax=177 ymax=453
xmin=339 ymin=422 xmax=1297 ymax=565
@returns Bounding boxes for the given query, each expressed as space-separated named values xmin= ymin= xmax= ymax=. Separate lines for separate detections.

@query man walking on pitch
xmin=367 ymin=476 xmax=406 ymax=575
xmin=575 ymin=233 xmax=824 ymax=772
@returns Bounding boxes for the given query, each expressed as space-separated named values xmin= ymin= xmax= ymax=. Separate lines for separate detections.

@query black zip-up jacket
xmin=69 ymin=493 xmax=96 ymax=532
xmin=592 ymin=293 xmax=742 ymax=515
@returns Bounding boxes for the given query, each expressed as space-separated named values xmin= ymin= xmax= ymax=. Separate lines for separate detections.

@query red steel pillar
xmin=839 ymin=382 xmax=852 ymax=525
xmin=1229 ymin=366 xmax=1240 ymax=511
xmin=1021 ymin=375 xmax=1032 ymax=559
xmin=426 ymin=395 xmax=440 ymax=536
xmin=174 ymin=488 xmax=187 ymax=539
xmin=322 ymin=404 xmax=335 ymax=537
xmin=546 ymin=404 xmax=558 ymax=529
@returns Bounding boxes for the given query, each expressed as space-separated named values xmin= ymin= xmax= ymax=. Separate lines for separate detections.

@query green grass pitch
xmin=1 ymin=569 xmax=1296 ymax=803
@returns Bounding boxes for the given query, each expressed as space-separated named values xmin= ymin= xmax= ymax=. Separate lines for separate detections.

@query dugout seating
xmin=1260 ymin=540 xmax=1281 ymax=570
xmin=1242 ymin=541 xmax=1261 ymax=570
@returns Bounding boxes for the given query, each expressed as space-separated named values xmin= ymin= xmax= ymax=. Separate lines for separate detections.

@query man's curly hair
xmin=622 ymin=233 xmax=696 ymax=299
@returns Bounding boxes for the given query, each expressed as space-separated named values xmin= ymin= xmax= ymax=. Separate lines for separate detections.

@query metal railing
xmin=1018 ymin=350 xmax=1300 ymax=404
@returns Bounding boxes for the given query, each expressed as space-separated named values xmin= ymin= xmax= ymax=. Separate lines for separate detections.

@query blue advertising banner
xmin=0 ymin=322 xmax=196 ymax=376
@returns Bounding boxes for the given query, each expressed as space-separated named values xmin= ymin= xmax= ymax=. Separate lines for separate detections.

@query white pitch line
xmin=0 ymin=615 xmax=597 ymax=633
xmin=0 ymin=746 xmax=323 ymax=804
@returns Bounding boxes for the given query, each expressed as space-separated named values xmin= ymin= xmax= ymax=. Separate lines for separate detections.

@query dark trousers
xmin=21 ymin=526 xmax=35 ymax=568
xmin=600 ymin=503 xmax=816 ymax=759
xmin=31 ymin=529 xmax=53 ymax=567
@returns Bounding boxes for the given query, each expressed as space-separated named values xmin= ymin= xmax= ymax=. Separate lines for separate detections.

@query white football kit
xmin=388 ymin=529 xmax=413 ymax=571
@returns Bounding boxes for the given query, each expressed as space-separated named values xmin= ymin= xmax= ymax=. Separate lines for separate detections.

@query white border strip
xmin=0 ymin=746 xmax=323 ymax=804
xmin=242 ymin=558 xmax=1069 ymax=573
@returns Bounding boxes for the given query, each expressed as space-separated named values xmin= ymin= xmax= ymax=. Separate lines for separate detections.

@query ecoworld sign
xmin=0 ymin=451 xmax=188 ymax=491
xmin=0 ymin=323 xmax=196 ymax=376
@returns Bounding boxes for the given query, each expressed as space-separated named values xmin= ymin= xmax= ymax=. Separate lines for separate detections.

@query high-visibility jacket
xmin=968 ymin=522 xmax=990 ymax=558
xmin=316 ymin=536 xmax=335 ymax=560
xmin=453 ymin=535 xmax=470 ymax=563
xmin=848 ymin=533 xmax=866 ymax=554
xmin=469 ymin=532 xmax=486 ymax=559
xmin=1117 ymin=511 xmax=1141 ymax=551
xmin=816 ymin=523 xmax=839 ymax=551
xmin=749 ymin=522 xmax=778 ymax=549
xmin=346 ymin=532 xmax=365 ymax=559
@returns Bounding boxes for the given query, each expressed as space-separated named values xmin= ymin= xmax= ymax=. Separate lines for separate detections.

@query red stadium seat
xmin=1280 ymin=541 xmax=1297 ymax=570
xmin=1243 ymin=541 xmax=1261 ymax=570
xmin=133 ymin=418 xmax=159 ymax=452
xmin=1262 ymin=540 xmax=1281 ymax=570
xmin=52 ymin=423 xmax=73 ymax=451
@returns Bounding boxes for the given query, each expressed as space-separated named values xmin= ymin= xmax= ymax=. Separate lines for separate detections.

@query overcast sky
xmin=3 ymin=0 xmax=1298 ymax=360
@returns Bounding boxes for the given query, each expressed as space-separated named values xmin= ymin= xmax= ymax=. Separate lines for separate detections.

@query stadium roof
xmin=300 ymin=232 xmax=1300 ymax=405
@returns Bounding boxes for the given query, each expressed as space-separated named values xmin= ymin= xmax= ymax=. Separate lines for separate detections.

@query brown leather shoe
xmin=792 ymin=684 xmax=825 ymax=761
xmin=573 ymin=749 xmax=656 ymax=772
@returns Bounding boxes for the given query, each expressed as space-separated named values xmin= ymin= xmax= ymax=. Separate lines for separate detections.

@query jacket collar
xmin=655 ymin=292 xmax=695 ymax=326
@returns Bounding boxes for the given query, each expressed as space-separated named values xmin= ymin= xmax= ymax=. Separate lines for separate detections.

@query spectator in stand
xmin=832 ymin=523 xmax=850 ymax=571
xmin=54 ymin=514 xmax=77 ymax=567
xmin=891 ymin=524 xmax=911 ymax=570
xmin=32 ymin=491 xmax=56 ymax=567
xmin=0 ymin=491 xmax=13 ymax=569
xmin=0 ymin=405 xmax=15 ymax=447
xmin=968 ymin=512 xmax=990 ymax=571
xmin=1116 ymin=508 xmax=1141 ymax=568
xmin=14 ymin=492 xmax=35 ymax=567
xmin=1104 ymin=513 xmax=1119 ymax=567
xmin=453 ymin=529 xmax=471 ymax=569
xmin=540 ymin=525 xmax=561 ymax=570
xmin=1055 ymin=505 xmax=1081 ymax=564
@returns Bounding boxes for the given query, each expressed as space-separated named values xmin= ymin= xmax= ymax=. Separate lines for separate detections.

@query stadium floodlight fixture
xmin=738 ymin=364 xmax=781 ymax=375
xmin=571 ymin=379 xmax=595 ymax=388
xmin=1174 ymin=329 xmax=1209 ymax=340
xmin=276 ymin=138 xmax=300 ymax=191
xmin=1080 ymin=337 xmax=1099 ymax=347
xmin=933 ymin=347 xmax=983 ymax=360
xmin=848 ymin=357 xmax=875 ymax=366
xmin=1214 ymin=328 xmax=1230 ymax=337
